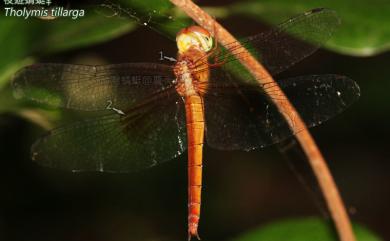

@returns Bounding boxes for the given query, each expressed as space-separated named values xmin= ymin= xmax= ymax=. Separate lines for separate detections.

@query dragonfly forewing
xmin=13 ymin=63 xmax=175 ymax=111
xmin=191 ymin=8 xmax=340 ymax=84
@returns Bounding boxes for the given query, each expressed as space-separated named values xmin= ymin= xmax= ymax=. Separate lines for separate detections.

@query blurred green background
xmin=0 ymin=0 xmax=389 ymax=240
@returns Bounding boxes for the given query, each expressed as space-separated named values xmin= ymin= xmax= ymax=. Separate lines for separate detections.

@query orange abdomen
xmin=185 ymin=95 xmax=205 ymax=239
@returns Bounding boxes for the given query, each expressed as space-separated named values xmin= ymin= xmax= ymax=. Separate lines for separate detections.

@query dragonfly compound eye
xmin=176 ymin=26 xmax=213 ymax=54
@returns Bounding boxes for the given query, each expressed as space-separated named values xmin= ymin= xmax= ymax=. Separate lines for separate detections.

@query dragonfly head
xmin=176 ymin=26 xmax=213 ymax=54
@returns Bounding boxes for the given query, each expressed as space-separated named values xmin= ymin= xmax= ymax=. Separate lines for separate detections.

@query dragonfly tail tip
xmin=188 ymin=231 xmax=201 ymax=241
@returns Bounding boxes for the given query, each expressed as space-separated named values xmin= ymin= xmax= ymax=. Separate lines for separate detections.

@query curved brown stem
xmin=169 ymin=1 xmax=356 ymax=241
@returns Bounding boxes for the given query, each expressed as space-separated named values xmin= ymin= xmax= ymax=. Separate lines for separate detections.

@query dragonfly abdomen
xmin=185 ymin=94 xmax=205 ymax=240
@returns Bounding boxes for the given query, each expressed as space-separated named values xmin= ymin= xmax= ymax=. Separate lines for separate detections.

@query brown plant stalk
xmin=169 ymin=0 xmax=356 ymax=241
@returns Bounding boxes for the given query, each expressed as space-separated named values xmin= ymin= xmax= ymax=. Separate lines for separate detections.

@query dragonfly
xmin=12 ymin=8 xmax=360 ymax=240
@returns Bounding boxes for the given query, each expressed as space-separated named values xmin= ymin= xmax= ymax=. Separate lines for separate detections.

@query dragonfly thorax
xmin=174 ymin=60 xmax=198 ymax=97
xmin=174 ymin=44 xmax=210 ymax=98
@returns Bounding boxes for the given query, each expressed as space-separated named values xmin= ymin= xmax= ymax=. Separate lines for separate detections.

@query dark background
xmin=0 ymin=1 xmax=389 ymax=241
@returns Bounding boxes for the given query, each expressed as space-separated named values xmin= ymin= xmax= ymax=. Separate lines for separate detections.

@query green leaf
xmin=34 ymin=13 xmax=136 ymax=53
xmin=0 ymin=57 xmax=34 ymax=89
xmin=0 ymin=17 xmax=35 ymax=88
xmin=0 ymin=86 xmax=59 ymax=130
xmin=231 ymin=217 xmax=382 ymax=241
xmin=221 ymin=0 xmax=390 ymax=56
xmin=0 ymin=6 xmax=136 ymax=89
